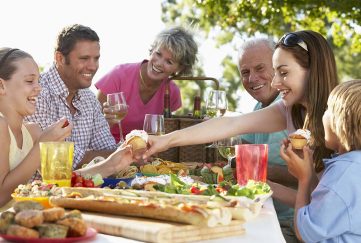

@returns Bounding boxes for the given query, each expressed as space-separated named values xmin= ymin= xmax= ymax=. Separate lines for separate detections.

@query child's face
xmin=271 ymin=48 xmax=309 ymax=107
xmin=4 ymin=57 xmax=41 ymax=116
xmin=322 ymin=109 xmax=341 ymax=151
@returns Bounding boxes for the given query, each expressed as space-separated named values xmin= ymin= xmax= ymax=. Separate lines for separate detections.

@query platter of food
xmin=101 ymin=177 xmax=135 ymax=188
xmin=11 ymin=180 xmax=60 ymax=209
xmin=11 ymin=194 xmax=51 ymax=209
xmin=0 ymin=227 xmax=97 ymax=243
xmin=139 ymin=158 xmax=189 ymax=176
xmin=0 ymin=200 xmax=96 ymax=242
xmin=50 ymin=175 xmax=272 ymax=223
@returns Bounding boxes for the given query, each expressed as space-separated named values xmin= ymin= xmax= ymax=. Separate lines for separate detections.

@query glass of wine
xmin=218 ymin=136 xmax=242 ymax=166
xmin=205 ymin=90 xmax=227 ymax=118
xmin=143 ymin=114 xmax=165 ymax=136
xmin=205 ymin=90 xmax=228 ymax=147
xmin=107 ymin=92 xmax=128 ymax=143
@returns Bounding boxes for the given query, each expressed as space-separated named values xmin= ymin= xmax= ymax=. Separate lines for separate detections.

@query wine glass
xmin=107 ymin=92 xmax=128 ymax=143
xmin=143 ymin=114 xmax=165 ymax=136
xmin=206 ymin=90 xmax=228 ymax=118
xmin=218 ymin=136 xmax=242 ymax=166
xmin=205 ymin=90 xmax=228 ymax=147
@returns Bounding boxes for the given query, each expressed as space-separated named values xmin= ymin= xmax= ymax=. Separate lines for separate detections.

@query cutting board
xmin=82 ymin=211 xmax=245 ymax=243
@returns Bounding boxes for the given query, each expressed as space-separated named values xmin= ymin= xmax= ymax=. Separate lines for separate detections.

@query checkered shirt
xmin=26 ymin=65 xmax=117 ymax=169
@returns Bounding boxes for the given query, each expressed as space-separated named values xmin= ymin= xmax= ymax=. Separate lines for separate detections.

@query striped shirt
xmin=26 ymin=65 xmax=117 ymax=169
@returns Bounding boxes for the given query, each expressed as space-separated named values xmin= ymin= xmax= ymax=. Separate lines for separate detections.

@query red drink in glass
xmin=235 ymin=144 xmax=268 ymax=185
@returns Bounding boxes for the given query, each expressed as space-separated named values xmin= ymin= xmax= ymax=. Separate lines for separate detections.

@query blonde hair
xmin=328 ymin=79 xmax=361 ymax=151
xmin=149 ymin=26 xmax=198 ymax=76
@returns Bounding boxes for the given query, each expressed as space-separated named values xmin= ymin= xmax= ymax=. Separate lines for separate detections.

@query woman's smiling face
xmin=271 ymin=48 xmax=309 ymax=107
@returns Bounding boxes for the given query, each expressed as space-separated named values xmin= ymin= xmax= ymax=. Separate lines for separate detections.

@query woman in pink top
xmin=96 ymin=26 xmax=198 ymax=142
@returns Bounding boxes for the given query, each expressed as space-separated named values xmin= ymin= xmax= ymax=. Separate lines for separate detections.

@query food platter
xmin=11 ymin=194 xmax=51 ymax=209
xmin=0 ymin=227 xmax=97 ymax=243
xmin=101 ymin=177 xmax=135 ymax=188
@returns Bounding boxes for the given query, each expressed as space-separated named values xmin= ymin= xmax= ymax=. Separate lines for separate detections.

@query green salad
xmin=153 ymin=174 xmax=271 ymax=199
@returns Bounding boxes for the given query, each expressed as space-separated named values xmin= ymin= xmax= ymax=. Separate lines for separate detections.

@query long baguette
xmin=49 ymin=194 xmax=232 ymax=227
xmin=53 ymin=187 xmax=264 ymax=221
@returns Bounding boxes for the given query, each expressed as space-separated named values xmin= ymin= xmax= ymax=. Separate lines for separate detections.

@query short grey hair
xmin=150 ymin=26 xmax=198 ymax=76
xmin=238 ymin=37 xmax=275 ymax=57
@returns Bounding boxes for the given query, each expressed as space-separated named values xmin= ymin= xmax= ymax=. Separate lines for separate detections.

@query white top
xmin=0 ymin=112 xmax=33 ymax=170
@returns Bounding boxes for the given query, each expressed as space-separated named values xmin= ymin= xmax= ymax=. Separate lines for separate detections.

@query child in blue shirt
xmin=280 ymin=79 xmax=361 ymax=242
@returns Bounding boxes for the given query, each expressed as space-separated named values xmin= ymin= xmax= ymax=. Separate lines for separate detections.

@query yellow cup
xmin=40 ymin=142 xmax=74 ymax=187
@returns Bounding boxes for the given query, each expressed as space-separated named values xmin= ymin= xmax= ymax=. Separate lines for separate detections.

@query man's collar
xmin=48 ymin=65 xmax=85 ymax=100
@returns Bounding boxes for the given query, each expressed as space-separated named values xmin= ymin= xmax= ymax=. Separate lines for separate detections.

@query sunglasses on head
xmin=279 ymin=33 xmax=308 ymax=52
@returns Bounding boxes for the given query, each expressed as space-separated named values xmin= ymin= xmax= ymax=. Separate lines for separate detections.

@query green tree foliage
xmin=161 ymin=0 xmax=361 ymax=113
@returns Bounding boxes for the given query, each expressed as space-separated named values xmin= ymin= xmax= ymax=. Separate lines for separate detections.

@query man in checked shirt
xmin=27 ymin=24 xmax=121 ymax=169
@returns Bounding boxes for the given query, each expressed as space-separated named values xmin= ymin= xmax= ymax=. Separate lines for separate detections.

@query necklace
xmin=139 ymin=66 xmax=147 ymax=87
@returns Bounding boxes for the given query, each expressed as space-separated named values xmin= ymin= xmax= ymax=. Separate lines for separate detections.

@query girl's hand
xmin=142 ymin=135 xmax=170 ymax=160
xmin=280 ymin=143 xmax=314 ymax=183
xmin=38 ymin=117 xmax=72 ymax=142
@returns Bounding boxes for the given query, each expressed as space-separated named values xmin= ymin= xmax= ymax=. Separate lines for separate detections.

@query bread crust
xmin=49 ymin=188 xmax=232 ymax=227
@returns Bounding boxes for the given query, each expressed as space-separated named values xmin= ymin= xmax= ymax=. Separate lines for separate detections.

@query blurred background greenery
xmin=161 ymin=0 xmax=361 ymax=115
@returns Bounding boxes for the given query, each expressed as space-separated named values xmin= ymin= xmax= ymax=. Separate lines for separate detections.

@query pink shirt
xmin=95 ymin=60 xmax=182 ymax=142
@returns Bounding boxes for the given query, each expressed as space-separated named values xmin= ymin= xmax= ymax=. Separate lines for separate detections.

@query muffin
xmin=15 ymin=210 xmax=44 ymax=228
xmin=57 ymin=217 xmax=87 ymax=237
xmin=125 ymin=130 xmax=148 ymax=156
xmin=36 ymin=223 xmax=69 ymax=238
xmin=42 ymin=207 xmax=65 ymax=222
xmin=6 ymin=224 xmax=39 ymax=238
xmin=289 ymin=129 xmax=311 ymax=149
xmin=13 ymin=200 xmax=44 ymax=213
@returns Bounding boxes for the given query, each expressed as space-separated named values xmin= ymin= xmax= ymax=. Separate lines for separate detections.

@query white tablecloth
xmin=91 ymin=198 xmax=286 ymax=243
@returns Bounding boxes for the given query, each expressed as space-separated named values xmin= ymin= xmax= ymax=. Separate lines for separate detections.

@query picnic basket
xmin=157 ymin=76 xmax=225 ymax=163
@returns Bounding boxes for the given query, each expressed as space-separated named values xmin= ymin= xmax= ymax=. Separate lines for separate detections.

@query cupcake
xmin=125 ymin=130 xmax=148 ymax=156
xmin=289 ymin=129 xmax=311 ymax=150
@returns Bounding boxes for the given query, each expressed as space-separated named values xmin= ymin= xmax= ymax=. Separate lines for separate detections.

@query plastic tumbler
xmin=40 ymin=142 xmax=74 ymax=187
xmin=235 ymin=144 xmax=268 ymax=185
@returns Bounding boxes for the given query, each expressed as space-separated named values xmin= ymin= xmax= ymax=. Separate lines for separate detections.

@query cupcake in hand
xmin=289 ymin=129 xmax=311 ymax=150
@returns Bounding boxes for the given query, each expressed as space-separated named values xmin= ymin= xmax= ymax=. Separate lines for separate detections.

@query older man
xmin=238 ymin=37 xmax=298 ymax=242
xmin=26 ymin=24 xmax=118 ymax=169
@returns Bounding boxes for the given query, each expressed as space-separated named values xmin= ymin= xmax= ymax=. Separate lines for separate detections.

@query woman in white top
xmin=0 ymin=48 xmax=135 ymax=208
xmin=0 ymin=48 xmax=72 ymax=207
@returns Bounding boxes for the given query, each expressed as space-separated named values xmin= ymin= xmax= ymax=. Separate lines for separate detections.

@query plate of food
xmin=0 ymin=227 xmax=97 ymax=243
xmin=101 ymin=177 xmax=135 ymax=188
xmin=11 ymin=180 xmax=60 ymax=209
xmin=140 ymin=158 xmax=189 ymax=176
xmin=0 ymin=200 xmax=96 ymax=242
xmin=11 ymin=194 xmax=52 ymax=209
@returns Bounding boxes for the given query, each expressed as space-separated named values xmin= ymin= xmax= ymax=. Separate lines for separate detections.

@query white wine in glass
xmin=107 ymin=92 xmax=128 ymax=143
xmin=217 ymin=136 xmax=242 ymax=165
xmin=205 ymin=90 xmax=228 ymax=147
